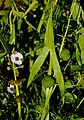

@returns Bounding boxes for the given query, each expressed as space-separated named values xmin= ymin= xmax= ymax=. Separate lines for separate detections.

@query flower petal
xmin=7 ymin=86 xmax=15 ymax=94
xmin=14 ymin=60 xmax=22 ymax=65
xmin=11 ymin=52 xmax=23 ymax=65
xmin=10 ymin=84 xmax=14 ymax=88
xmin=15 ymin=52 xmax=23 ymax=59
xmin=7 ymin=87 xmax=10 ymax=92
xmin=11 ymin=54 xmax=16 ymax=63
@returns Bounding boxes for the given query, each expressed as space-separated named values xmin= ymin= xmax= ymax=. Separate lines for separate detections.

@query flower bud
xmin=7 ymin=66 xmax=11 ymax=71
xmin=15 ymin=96 xmax=21 ymax=102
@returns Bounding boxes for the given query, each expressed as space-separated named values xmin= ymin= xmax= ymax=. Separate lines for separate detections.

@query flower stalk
xmin=13 ymin=62 xmax=21 ymax=119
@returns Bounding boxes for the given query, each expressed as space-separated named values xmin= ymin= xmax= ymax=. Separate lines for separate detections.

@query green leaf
xmin=65 ymin=80 xmax=73 ymax=89
xmin=0 ymin=0 xmax=3 ymax=7
xmin=0 ymin=109 xmax=2 ymax=116
xmin=44 ymin=8 xmax=54 ymax=50
xmin=9 ymin=23 xmax=15 ymax=44
xmin=42 ymin=76 xmax=55 ymax=88
xmin=0 ymin=53 xmax=6 ymax=59
xmin=24 ymin=17 xmax=36 ymax=30
xmin=2 ymin=98 xmax=8 ymax=105
xmin=9 ymin=9 xmax=13 ymax=34
xmin=70 ymin=64 xmax=84 ymax=73
xmin=78 ymin=28 xmax=84 ymax=64
xmin=50 ymin=49 xmax=64 ymax=97
xmin=37 ymin=12 xmax=45 ymax=33
xmin=41 ymin=85 xmax=57 ymax=120
xmin=64 ymin=92 xmax=74 ymax=104
xmin=70 ymin=2 xmax=80 ymax=20
xmin=74 ymin=118 xmax=84 ymax=120
xmin=21 ymin=0 xmax=37 ymax=18
xmin=2 ymin=13 xmax=8 ymax=25
xmin=0 ymin=10 xmax=9 ymax=15
xmin=60 ymin=49 xmax=70 ymax=61
xmin=13 ymin=11 xmax=24 ymax=18
xmin=0 ymin=31 xmax=10 ymax=53
xmin=70 ymin=65 xmax=81 ymax=73
xmin=45 ymin=8 xmax=64 ymax=97
xmin=75 ymin=44 xmax=81 ymax=66
xmin=18 ymin=19 xmax=22 ymax=30
xmin=27 ymin=47 xmax=49 ymax=87
xmin=76 ymin=98 xmax=84 ymax=110
xmin=23 ymin=0 xmax=28 ymax=5
xmin=4 ymin=0 xmax=10 ymax=8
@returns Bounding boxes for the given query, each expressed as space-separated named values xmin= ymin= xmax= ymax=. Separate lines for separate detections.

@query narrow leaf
xmin=37 ymin=12 xmax=45 ymax=33
xmin=78 ymin=28 xmax=84 ymax=64
xmin=44 ymin=8 xmax=54 ymax=49
xmin=75 ymin=44 xmax=81 ymax=66
xmin=45 ymin=8 xmax=64 ymax=97
xmin=70 ymin=1 xmax=80 ymax=20
xmin=0 ymin=53 xmax=6 ymax=59
xmin=21 ymin=0 xmax=37 ymax=18
xmin=9 ymin=23 xmax=15 ymax=44
xmin=0 ymin=31 xmax=10 ymax=53
xmin=9 ymin=9 xmax=13 ymax=34
xmin=50 ymin=49 xmax=64 ymax=97
xmin=27 ymin=47 xmax=49 ymax=87
xmin=41 ymin=85 xmax=57 ymax=120
xmin=24 ymin=17 xmax=36 ymax=30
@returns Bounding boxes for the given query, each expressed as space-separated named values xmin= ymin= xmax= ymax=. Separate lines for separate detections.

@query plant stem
xmin=45 ymin=57 xmax=52 ymax=120
xmin=13 ymin=63 xmax=21 ymax=119
xmin=45 ymin=88 xmax=49 ymax=120
xmin=59 ymin=0 xmax=75 ymax=55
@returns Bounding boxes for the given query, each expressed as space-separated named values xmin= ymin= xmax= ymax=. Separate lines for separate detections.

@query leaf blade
xmin=45 ymin=8 xmax=64 ymax=97
xmin=50 ymin=49 xmax=64 ymax=97
xmin=27 ymin=47 xmax=49 ymax=87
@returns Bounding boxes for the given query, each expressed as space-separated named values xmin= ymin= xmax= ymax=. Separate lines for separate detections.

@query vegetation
xmin=0 ymin=0 xmax=84 ymax=119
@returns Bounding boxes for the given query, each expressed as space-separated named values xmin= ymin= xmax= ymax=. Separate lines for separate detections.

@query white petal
xmin=11 ymin=54 xmax=16 ymax=62
xmin=7 ymin=86 xmax=15 ymax=94
xmin=7 ymin=87 xmax=10 ymax=92
xmin=10 ymin=84 xmax=14 ymax=88
xmin=15 ymin=52 xmax=23 ymax=59
xmin=14 ymin=60 xmax=22 ymax=65
xmin=11 ymin=52 xmax=23 ymax=65
xmin=11 ymin=91 xmax=15 ymax=94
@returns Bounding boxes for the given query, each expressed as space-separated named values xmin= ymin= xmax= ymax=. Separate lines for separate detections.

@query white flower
xmin=11 ymin=52 xmax=23 ymax=65
xmin=7 ymin=84 xmax=15 ymax=94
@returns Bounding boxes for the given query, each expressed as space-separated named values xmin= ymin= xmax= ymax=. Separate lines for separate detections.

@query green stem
xmin=45 ymin=57 xmax=52 ymax=120
xmin=45 ymin=88 xmax=49 ymax=120
xmin=13 ymin=63 xmax=21 ymax=119
xmin=59 ymin=0 xmax=75 ymax=55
